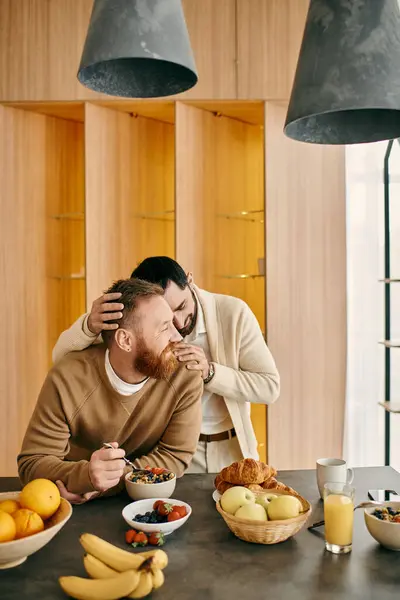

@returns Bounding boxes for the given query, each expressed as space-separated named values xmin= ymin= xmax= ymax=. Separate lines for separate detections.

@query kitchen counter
xmin=1 ymin=467 xmax=400 ymax=600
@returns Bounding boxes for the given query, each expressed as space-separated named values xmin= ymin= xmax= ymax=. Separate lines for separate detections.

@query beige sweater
xmin=18 ymin=346 xmax=203 ymax=494
xmin=52 ymin=286 xmax=280 ymax=460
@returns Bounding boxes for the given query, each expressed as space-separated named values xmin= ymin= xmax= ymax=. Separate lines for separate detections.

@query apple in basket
xmin=220 ymin=487 xmax=255 ymax=515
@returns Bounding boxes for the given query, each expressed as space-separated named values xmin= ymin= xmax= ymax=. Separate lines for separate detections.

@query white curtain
xmin=344 ymin=141 xmax=400 ymax=471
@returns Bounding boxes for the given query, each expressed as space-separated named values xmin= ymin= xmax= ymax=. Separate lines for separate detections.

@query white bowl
xmin=122 ymin=498 xmax=191 ymax=536
xmin=364 ymin=501 xmax=400 ymax=551
xmin=124 ymin=471 xmax=176 ymax=501
xmin=0 ymin=491 xmax=72 ymax=569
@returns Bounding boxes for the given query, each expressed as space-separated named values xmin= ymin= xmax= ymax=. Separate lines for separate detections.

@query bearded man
xmin=17 ymin=278 xmax=203 ymax=503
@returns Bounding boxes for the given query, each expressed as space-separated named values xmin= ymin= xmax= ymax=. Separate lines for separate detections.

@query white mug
xmin=316 ymin=458 xmax=354 ymax=499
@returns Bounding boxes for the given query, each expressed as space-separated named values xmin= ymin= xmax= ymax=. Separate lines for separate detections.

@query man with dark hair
xmin=18 ymin=278 xmax=202 ymax=502
xmin=53 ymin=257 xmax=280 ymax=473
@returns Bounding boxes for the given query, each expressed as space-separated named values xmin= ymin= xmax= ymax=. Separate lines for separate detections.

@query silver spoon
xmin=102 ymin=443 xmax=152 ymax=474
xmin=308 ymin=500 xmax=384 ymax=530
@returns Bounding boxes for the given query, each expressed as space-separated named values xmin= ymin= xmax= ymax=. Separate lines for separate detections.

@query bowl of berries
xmin=125 ymin=467 xmax=176 ymax=501
xmin=364 ymin=502 xmax=400 ymax=551
xmin=122 ymin=498 xmax=191 ymax=536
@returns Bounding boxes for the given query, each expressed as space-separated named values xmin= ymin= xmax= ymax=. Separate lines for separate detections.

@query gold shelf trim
xmin=50 ymin=212 xmax=84 ymax=220
xmin=379 ymin=340 xmax=400 ymax=348
xmin=132 ymin=209 xmax=175 ymax=222
xmin=218 ymin=273 xmax=265 ymax=280
xmin=49 ymin=275 xmax=86 ymax=280
xmin=379 ymin=402 xmax=400 ymax=414
xmin=217 ymin=209 xmax=264 ymax=223
xmin=379 ymin=278 xmax=400 ymax=283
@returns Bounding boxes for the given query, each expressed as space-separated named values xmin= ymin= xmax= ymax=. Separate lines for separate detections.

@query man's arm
xmin=17 ymin=375 xmax=95 ymax=494
xmin=133 ymin=372 xmax=203 ymax=478
xmin=206 ymin=302 xmax=280 ymax=405
xmin=52 ymin=293 xmax=123 ymax=363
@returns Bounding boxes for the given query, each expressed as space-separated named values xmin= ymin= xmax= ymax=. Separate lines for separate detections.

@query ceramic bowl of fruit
xmin=124 ymin=468 xmax=176 ymax=501
xmin=0 ymin=480 xmax=72 ymax=569
xmin=364 ymin=502 xmax=400 ymax=551
xmin=122 ymin=498 xmax=191 ymax=536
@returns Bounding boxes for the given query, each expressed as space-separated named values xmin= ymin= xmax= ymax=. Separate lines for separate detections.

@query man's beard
xmin=177 ymin=290 xmax=198 ymax=337
xmin=134 ymin=339 xmax=178 ymax=380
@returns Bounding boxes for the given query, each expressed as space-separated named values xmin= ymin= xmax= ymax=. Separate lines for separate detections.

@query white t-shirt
xmin=186 ymin=292 xmax=233 ymax=435
xmin=105 ymin=349 xmax=148 ymax=396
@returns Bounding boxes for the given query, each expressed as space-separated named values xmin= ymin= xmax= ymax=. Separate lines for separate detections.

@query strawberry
xmin=173 ymin=505 xmax=187 ymax=518
xmin=153 ymin=500 xmax=164 ymax=511
xmin=167 ymin=511 xmax=181 ymax=522
xmin=148 ymin=531 xmax=166 ymax=546
xmin=151 ymin=467 xmax=167 ymax=475
xmin=125 ymin=529 xmax=137 ymax=544
xmin=157 ymin=502 xmax=173 ymax=516
xmin=132 ymin=531 xmax=148 ymax=547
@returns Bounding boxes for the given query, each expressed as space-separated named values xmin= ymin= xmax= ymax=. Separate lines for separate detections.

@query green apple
xmin=255 ymin=494 xmax=270 ymax=511
xmin=267 ymin=495 xmax=301 ymax=521
xmin=235 ymin=502 xmax=268 ymax=521
xmin=220 ymin=486 xmax=255 ymax=515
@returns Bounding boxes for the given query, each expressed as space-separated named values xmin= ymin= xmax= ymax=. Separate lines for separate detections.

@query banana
xmin=80 ymin=534 xmax=168 ymax=571
xmin=151 ymin=567 xmax=165 ymax=590
xmin=59 ymin=570 xmax=139 ymax=600
xmin=128 ymin=572 xmax=153 ymax=599
xmin=83 ymin=554 xmax=119 ymax=579
xmin=140 ymin=549 xmax=168 ymax=570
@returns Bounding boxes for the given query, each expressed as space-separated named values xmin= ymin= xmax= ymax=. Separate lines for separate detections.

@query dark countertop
xmin=1 ymin=467 xmax=400 ymax=600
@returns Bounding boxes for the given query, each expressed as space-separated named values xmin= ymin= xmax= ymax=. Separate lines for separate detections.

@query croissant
xmin=260 ymin=477 xmax=297 ymax=496
xmin=214 ymin=474 xmax=263 ymax=495
xmin=220 ymin=458 xmax=277 ymax=485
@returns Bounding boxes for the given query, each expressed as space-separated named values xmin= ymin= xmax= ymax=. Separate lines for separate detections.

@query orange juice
xmin=324 ymin=494 xmax=354 ymax=546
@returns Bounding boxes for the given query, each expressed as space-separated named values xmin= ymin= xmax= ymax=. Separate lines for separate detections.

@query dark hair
xmin=102 ymin=278 xmax=164 ymax=347
xmin=130 ymin=256 xmax=188 ymax=291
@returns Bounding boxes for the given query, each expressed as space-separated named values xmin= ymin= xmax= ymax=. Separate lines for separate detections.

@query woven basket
xmin=216 ymin=488 xmax=312 ymax=545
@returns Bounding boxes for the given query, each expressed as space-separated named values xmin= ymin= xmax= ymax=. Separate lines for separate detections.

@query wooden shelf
xmin=379 ymin=340 xmax=400 ymax=348
xmin=50 ymin=212 xmax=84 ymax=221
xmin=379 ymin=402 xmax=400 ymax=414
xmin=379 ymin=278 xmax=400 ymax=283
xmin=132 ymin=210 xmax=175 ymax=222
xmin=49 ymin=275 xmax=85 ymax=280
xmin=219 ymin=273 xmax=264 ymax=280
xmin=217 ymin=210 xmax=264 ymax=223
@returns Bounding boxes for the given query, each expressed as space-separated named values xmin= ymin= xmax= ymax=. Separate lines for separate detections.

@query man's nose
xmin=171 ymin=327 xmax=183 ymax=343
xmin=173 ymin=314 xmax=185 ymax=330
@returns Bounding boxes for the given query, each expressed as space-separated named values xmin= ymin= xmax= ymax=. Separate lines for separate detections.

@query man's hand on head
xmin=87 ymin=293 xmax=124 ymax=335
xmin=88 ymin=442 xmax=126 ymax=493
xmin=173 ymin=342 xmax=210 ymax=380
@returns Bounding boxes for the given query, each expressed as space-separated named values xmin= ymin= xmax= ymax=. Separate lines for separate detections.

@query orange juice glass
xmin=323 ymin=482 xmax=355 ymax=554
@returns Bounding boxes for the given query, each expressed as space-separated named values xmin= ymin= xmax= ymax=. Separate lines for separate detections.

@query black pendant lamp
xmin=284 ymin=0 xmax=400 ymax=145
xmin=77 ymin=0 xmax=198 ymax=98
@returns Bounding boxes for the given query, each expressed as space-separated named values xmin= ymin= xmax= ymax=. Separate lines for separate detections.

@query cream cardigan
xmin=52 ymin=286 xmax=280 ymax=459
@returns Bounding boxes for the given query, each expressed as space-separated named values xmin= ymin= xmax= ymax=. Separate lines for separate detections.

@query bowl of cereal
xmin=124 ymin=468 xmax=176 ymax=501
xmin=364 ymin=502 xmax=400 ymax=551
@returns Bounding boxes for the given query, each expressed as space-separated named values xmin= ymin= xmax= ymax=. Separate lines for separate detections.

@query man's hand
xmin=89 ymin=442 xmax=126 ymax=493
xmin=56 ymin=480 xmax=99 ymax=505
xmin=87 ymin=293 xmax=124 ymax=335
xmin=174 ymin=342 xmax=210 ymax=379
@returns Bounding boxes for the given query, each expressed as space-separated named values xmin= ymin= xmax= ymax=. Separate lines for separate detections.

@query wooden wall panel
xmin=85 ymin=104 xmax=134 ymax=305
xmin=237 ymin=0 xmax=309 ymax=100
xmin=178 ymin=0 xmax=236 ymax=99
xmin=0 ymin=0 xmax=101 ymax=101
xmin=0 ymin=106 xmax=84 ymax=475
xmin=265 ymin=101 xmax=347 ymax=470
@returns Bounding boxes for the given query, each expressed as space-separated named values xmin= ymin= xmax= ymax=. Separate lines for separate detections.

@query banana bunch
xmin=59 ymin=533 xmax=168 ymax=600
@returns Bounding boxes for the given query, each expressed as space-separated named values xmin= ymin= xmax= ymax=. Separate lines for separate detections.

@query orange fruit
xmin=0 ymin=511 xmax=17 ymax=542
xmin=0 ymin=499 xmax=20 ymax=515
xmin=20 ymin=479 xmax=60 ymax=520
xmin=13 ymin=509 xmax=44 ymax=539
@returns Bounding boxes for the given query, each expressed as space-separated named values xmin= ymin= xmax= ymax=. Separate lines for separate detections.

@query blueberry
xmin=145 ymin=512 xmax=151 ymax=517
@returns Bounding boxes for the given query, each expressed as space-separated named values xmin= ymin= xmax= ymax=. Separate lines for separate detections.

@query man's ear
xmin=114 ymin=328 xmax=134 ymax=352
xmin=187 ymin=271 xmax=194 ymax=285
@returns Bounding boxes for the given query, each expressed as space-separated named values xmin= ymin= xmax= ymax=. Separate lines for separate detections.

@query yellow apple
xmin=267 ymin=495 xmax=301 ymax=521
xmin=235 ymin=502 xmax=268 ymax=521
xmin=220 ymin=486 xmax=255 ymax=515
xmin=255 ymin=494 xmax=270 ymax=511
